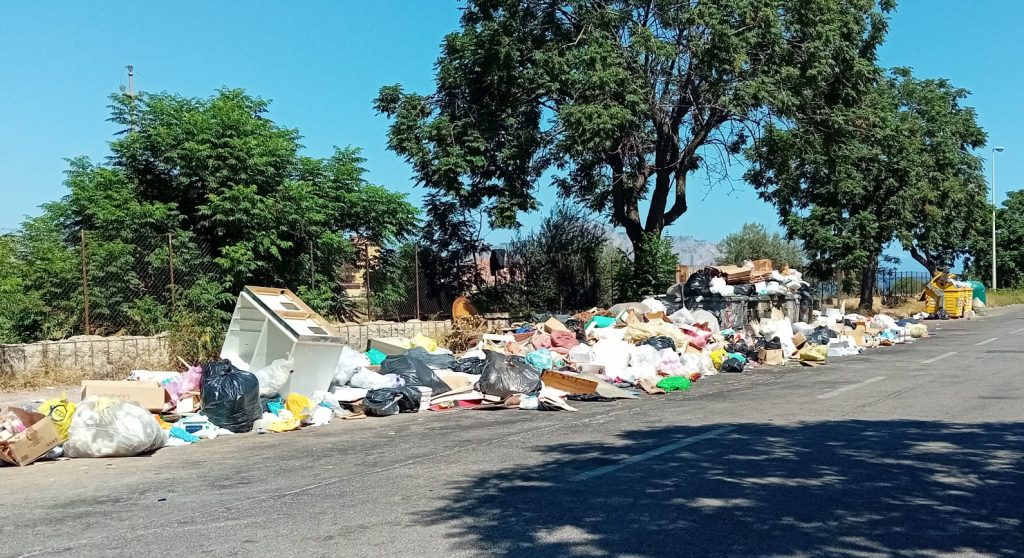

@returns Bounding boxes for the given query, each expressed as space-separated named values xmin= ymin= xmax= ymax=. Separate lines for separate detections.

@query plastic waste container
xmin=967 ymin=280 xmax=986 ymax=305
xmin=921 ymin=273 xmax=973 ymax=318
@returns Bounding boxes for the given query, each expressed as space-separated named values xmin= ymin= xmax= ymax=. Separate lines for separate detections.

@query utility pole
xmin=126 ymin=64 xmax=134 ymax=97
xmin=991 ymin=146 xmax=1005 ymax=289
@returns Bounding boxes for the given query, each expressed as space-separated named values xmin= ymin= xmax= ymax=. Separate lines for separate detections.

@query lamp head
xmin=994 ymin=146 xmax=1005 ymax=152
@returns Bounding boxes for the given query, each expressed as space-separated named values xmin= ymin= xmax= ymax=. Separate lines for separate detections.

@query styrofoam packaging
xmin=415 ymin=386 xmax=433 ymax=411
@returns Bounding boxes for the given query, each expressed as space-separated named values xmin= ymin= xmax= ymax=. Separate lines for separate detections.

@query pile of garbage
xmin=0 ymin=283 xmax=930 ymax=467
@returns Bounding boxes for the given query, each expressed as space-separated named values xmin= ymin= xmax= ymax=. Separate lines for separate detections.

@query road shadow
xmin=417 ymin=419 xmax=1024 ymax=557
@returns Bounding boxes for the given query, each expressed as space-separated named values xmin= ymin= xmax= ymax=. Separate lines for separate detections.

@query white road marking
xmin=975 ymin=337 xmax=999 ymax=346
xmin=922 ymin=351 xmax=957 ymax=364
xmin=1011 ymin=327 xmax=1024 ymax=334
xmin=816 ymin=376 xmax=886 ymax=399
xmin=569 ymin=426 xmax=736 ymax=482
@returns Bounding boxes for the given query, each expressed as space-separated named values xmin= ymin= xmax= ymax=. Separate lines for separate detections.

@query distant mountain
xmin=601 ymin=226 xmax=721 ymax=266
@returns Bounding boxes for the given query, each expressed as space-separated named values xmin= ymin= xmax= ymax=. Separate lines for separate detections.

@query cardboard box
xmin=367 ymin=337 xmax=410 ymax=356
xmin=540 ymin=370 xmax=598 ymax=394
xmin=758 ymin=348 xmax=785 ymax=365
xmin=174 ymin=393 xmax=200 ymax=414
xmin=792 ymin=331 xmax=808 ymax=349
xmin=543 ymin=317 xmax=571 ymax=333
xmin=0 ymin=408 xmax=62 ymax=466
xmin=81 ymin=380 xmax=171 ymax=412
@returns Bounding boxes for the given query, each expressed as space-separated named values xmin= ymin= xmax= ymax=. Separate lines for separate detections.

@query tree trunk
xmin=858 ymin=256 xmax=879 ymax=311
xmin=908 ymin=247 xmax=938 ymax=278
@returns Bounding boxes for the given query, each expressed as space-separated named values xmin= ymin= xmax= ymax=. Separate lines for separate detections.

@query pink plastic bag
xmin=166 ymin=365 xmax=202 ymax=402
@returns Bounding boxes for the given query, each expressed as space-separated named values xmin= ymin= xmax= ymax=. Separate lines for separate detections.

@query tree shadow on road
xmin=417 ymin=419 xmax=1024 ymax=557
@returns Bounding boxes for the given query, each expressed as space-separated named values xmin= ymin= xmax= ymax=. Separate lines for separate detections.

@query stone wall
xmin=0 ymin=335 xmax=169 ymax=384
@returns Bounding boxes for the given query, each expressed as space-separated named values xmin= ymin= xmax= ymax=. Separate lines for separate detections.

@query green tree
xmin=718 ymin=222 xmax=804 ymax=268
xmin=888 ymin=69 xmax=988 ymax=276
xmin=9 ymin=88 xmax=420 ymax=342
xmin=749 ymin=68 xmax=989 ymax=307
xmin=967 ymin=190 xmax=1024 ymax=288
xmin=375 ymin=0 xmax=893 ymax=285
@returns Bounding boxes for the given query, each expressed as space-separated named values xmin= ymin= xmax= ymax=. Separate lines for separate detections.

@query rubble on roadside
xmin=3 ymin=267 xmax=963 ymax=466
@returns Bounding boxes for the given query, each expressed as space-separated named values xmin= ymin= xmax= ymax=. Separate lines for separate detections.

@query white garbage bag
xmin=334 ymin=346 xmax=370 ymax=386
xmin=253 ymin=358 xmax=292 ymax=397
xmin=65 ymin=397 xmax=168 ymax=458
xmin=641 ymin=297 xmax=667 ymax=314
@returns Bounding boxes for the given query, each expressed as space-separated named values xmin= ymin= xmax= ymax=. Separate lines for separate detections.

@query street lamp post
xmin=992 ymin=146 xmax=1004 ymax=289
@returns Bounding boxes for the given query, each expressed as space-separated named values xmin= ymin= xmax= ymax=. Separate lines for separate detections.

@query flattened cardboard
xmin=638 ymin=378 xmax=666 ymax=395
xmin=0 ymin=408 xmax=62 ymax=466
xmin=81 ymin=380 xmax=171 ymax=412
xmin=543 ymin=317 xmax=571 ymax=333
xmin=541 ymin=371 xmax=598 ymax=394
xmin=578 ymin=373 xmax=640 ymax=399
xmin=758 ymin=348 xmax=785 ymax=366
xmin=367 ymin=337 xmax=410 ymax=356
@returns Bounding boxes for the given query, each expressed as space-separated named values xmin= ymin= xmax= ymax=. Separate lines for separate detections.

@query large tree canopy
xmin=3 ymin=88 xmax=419 ymax=342
xmin=376 ymin=0 xmax=894 ymax=269
xmin=747 ymin=68 xmax=987 ymax=307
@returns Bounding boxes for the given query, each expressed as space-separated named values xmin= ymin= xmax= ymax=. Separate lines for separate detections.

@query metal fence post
xmin=81 ymin=229 xmax=90 ymax=335
xmin=414 ymin=244 xmax=421 ymax=321
xmin=167 ymin=233 xmax=176 ymax=317
xmin=365 ymin=243 xmax=372 ymax=321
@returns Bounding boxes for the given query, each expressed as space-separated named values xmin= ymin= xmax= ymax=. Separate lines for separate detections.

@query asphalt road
xmin=3 ymin=307 xmax=1024 ymax=558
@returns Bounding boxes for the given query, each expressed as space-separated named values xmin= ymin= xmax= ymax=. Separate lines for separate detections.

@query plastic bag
xmin=350 ymin=369 xmax=404 ymax=389
xmin=363 ymin=386 xmax=422 ymax=417
xmin=657 ymin=376 xmax=692 ymax=392
xmin=763 ymin=337 xmax=782 ymax=350
xmin=380 ymin=348 xmax=454 ymax=395
xmin=65 ymin=397 xmax=168 ymax=458
xmin=684 ymin=269 xmax=712 ymax=297
xmin=253 ymin=358 xmax=292 ymax=397
xmin=475 ymin=350 xmax=542 ymax=399
xmin=36 ymin=396 xmax=76 ymax=440
xmin=799 ymin=345 xmax=827 ymax=362
xmin=620 ymin=345 xmax=660 ymax=383
xmin=525 ymin=349 xmax=556 ymax=371
xmin=643 ymin=336 xmax=676 ymax=351
xmin=709 ymin=277 xmax=736 ymax=296
xmin=366 ymin=348 xmax=387 ymax=366
xmin=720 ymin=357 xmax=745 ymax=373
xmin=200 ymin=360 xmax=262 ymax=433
xmin=669 ymin=307 xmax=695 ymax=325
xmin=909 ymin=323 xmax=928 ymax=338
xmin=656 ymin=348 xmax=684 ymax=376
xmin=410 ymin=333 xmax=439 ymax=352
xmin=334 ymin=346 xmax=370 ymax=386
xmin=710 ymin=348 xmax=728 ymax=370
xmin=641 ymin=297 xmax=667 ymax=314
xmin=285 ymin=393 xmax=313 ymax=422
xmin=586 ymin=315 xmax=616 ymax=329
xmin=805 ymin=327 xmax=832 ymax=346
xmin=453 ymin=356 xmax=488 ymax=375
xmin=165 ymin=365 xmax=203 ymax=403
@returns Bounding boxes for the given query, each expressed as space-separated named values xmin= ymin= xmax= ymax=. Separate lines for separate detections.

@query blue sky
xmin=1 ymin=1 xmax=1021 ymax=269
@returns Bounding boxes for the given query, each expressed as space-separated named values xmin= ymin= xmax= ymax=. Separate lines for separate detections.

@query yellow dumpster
xmin=920 ymin=273 xmax=973 ymax=318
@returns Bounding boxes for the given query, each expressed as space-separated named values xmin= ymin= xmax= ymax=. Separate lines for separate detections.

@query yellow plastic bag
xmin=410 ymin=333 xmax=439 ymax=352
xmin=285 ymin=393 xmax=313 ymax=422
xmin=267 ymin=418 xmax=301 ymax=433
xmin=37 ymin=396 xmax=76 ymax=440
xmin=799 ymin=345 xmax=827 ymax=362
xmin=710 ymin=348 xmax=728 ymax=370
xmin=909 ymin=324 xmax=928 ymax=338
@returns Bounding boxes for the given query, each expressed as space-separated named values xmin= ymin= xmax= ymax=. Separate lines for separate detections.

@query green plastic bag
xmin=656 ymin=376 xmax=692 ymax=392
xmin=366 ymin=348 xmax=387 ymax=366
xmin=586 ymin=316 xmax=616 ymax=329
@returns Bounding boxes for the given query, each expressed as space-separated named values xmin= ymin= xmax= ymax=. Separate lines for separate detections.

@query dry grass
xmin=0 ymin=336 xmax=171 ymax=391
xmin=987 ymin=289 xmax=1024 ymax=308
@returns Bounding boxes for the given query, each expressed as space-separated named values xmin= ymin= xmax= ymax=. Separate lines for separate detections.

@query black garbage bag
xmin=733 ymin=284 xmax=756 ymax=296
xmin=453 ymin=356 xmax=489 ymax=375
xmin=764 ymin=336 xmax=783 ymax=350
xmin=684 ymin=270 xmax=713 ymax=297
xmin=201 ymin=359 xmax=262 ymax=433
xmin=663 ymin=300 xmax=684 ymax=315
xmin=721 ymin=357 xmax=745 ymax=373
xmin=475 ymin=350 xmax=542 ymax=399
xmin=805 ymin=326 xmax=833 ymax=346
xmin=380 ymin=348 xmax=453 ymax=395
xmin=563 ymin=318 xmax=587 ymax=342
xmin=362 ymin=386 xmax=422 ymax=417
xmin=643 ymin=336 xmax=677 ymax=351
xmin=927 ymin=309 xmax=950 ymax=320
